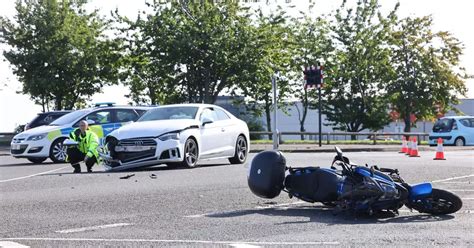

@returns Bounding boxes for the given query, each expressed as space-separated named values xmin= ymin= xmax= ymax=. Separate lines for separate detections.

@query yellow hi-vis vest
xmin=69 ymin=128 xmax=99 ymax=159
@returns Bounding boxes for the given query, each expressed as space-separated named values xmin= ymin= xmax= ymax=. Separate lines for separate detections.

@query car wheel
xmin=180 ymin=138 xmax=199 ymax=168
xmin=454 ymin=137 xmax=465 ymax=146
xmin=229 ymin=135 xmax=248 ymax=164
xmin=27 ymin=157 xmax=47 ymax=164
xmin=49 ymin=138 xmax=67 ymax=163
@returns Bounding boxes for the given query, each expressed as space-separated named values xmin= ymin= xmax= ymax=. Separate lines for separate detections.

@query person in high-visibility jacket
xmin=67 ymin=120 xmax=99 ymax=173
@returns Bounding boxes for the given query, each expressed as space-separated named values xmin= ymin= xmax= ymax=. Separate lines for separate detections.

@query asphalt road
xmin=1 ymin=150 xmax=473 ymax=247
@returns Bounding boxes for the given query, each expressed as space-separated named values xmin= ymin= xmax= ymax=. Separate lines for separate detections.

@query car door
xmin=114 ymin=109 xmax=140 ymax=130
xmin=459 ymin=118 xmax=474 ymax=145
xmin=76 ymin=109 xmax=114 ymax=146
xmin=198 ymin=108 xmax=226 ymax=158
xmin=214 ymin=107 xmax=237 ymax=157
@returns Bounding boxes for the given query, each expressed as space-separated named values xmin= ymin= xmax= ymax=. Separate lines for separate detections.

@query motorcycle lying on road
xmin=248 ymin=147 xmax=462 ymax=215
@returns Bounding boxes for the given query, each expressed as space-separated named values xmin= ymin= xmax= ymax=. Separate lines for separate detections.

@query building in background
xmin=227 ymin=98 xmax=474 ymax=141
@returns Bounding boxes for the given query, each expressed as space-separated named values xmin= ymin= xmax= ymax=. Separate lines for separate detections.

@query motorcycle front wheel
xmin=410 ymin=188 xmax=463 ymax=215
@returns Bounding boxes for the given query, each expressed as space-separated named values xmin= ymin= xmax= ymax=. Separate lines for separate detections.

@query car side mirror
xmin=202 ymin=118 xmax=213 ymax=126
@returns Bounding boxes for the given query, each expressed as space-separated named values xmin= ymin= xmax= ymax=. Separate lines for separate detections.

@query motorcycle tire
xmin=411 ymin=188 xmax=463 ymax=215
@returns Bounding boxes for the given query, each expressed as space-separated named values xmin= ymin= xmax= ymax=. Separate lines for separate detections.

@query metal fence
xmin=0 ymin=131 xmax=430 ymax=145
xmin=0 ymin=133 xmax=15 ymax=145
xmin=250 ymin=131 xmax=429 ymax=145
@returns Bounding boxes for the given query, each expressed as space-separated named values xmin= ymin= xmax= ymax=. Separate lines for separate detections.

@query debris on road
xmin=120 ymin=174 xmax=135 ymax=179
xmin=150 ymin=174 xmax=157 ymax=179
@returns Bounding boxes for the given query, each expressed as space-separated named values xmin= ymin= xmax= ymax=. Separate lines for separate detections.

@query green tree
xmin=0 ymin=0 xmax=121 ymax=110
xmin=324 ymin=0 xmax=397 ymax=137
xmin=120 ymin=1 xmax=255 ymax=105
xmin=288 ymin=14 xmax=333 ymax=140
xmin=236 ymin=9 xmax=293 ymax=139
xmin=114 ymin=3 xmax=178 ymax=105
xmin=387 ymin=16 xmax=467 ymax=132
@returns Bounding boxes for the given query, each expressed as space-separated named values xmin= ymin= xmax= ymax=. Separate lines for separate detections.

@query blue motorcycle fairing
xmin=354 ymin=167 xmax=395 ymax=186
xmin=409 ymin=183 xmax=432 ymax=200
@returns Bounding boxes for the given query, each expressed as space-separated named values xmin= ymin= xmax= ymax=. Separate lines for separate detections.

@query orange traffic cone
xmin=406 ymin=137 xmax=412 ymax=155
xmin=409 ymin=137 xmax=420 ymax=157
xmin=434 ymin=137 xmax=446 ymax=160
xmin=399 ymin=136 xmax=408 ymax=153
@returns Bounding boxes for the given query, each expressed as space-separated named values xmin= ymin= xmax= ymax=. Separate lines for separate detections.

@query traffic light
xmin=303 ymin=65 xmax=323 ymax=87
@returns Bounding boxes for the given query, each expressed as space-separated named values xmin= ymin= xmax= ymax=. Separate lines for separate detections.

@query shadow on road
xmin=206 ymin=204 xmax=454 ymax=224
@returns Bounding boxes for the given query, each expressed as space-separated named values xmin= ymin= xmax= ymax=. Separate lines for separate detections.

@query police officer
xmin=67 ymin=120 xmax=99 ymax=173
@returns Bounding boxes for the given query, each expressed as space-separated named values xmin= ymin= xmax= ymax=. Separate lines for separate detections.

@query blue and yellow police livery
xmin=10 ymin=104 xmax=151 ymax=163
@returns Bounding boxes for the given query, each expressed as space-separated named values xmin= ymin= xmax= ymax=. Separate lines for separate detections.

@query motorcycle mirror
xmin=335 ymin=146 xmax=343 ymax=158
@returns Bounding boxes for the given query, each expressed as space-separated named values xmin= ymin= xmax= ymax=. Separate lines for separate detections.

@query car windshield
xmin=432 ymin=118 xmax=454 ymax=133
xmin=138 ymin=106 xmax=198 ymax=122
xmin=49 ymin=110 xmax=89 ymax=126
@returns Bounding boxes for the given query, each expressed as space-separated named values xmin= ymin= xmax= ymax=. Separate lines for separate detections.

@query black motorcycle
xmin=248 ymin=147 xmax=462 ymax=215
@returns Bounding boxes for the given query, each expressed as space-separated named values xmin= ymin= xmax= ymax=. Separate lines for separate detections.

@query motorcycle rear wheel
xmin=411 ymin=188 xmax=462 ymax=215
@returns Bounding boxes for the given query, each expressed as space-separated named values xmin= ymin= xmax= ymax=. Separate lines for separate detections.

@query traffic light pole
xmin=318 ymin=84 xmax=322 ymax=147
xmin=272 ymin=74 xmax=279 ymax=150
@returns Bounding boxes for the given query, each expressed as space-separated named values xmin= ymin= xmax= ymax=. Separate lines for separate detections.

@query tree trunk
xmin=265 ymin=102 xmax=272 ymax=140
xmin=41 ymin=96 xmax=45 ymax=113
xmin=55 ymin=96 xmax=63 ymax=110
xmin=300 ymin=124 xmax=306 ymax=141
xmin=404 ymin=112 xmax=411 ymax=133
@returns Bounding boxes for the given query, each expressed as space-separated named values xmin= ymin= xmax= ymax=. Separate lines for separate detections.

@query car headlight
xmin=27 ymin=133 xmax=47 ymax=141
xmin=158 ymin=133 xmax=180 ymax=141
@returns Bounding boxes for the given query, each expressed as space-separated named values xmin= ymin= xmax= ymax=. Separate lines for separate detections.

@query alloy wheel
xmin=184 ymin=139 xmax=198 ymax=167
xmin=52 ymin=142 xmax=67 ymax=162
xmin=237 ymin=137 xmax=247 ymax=162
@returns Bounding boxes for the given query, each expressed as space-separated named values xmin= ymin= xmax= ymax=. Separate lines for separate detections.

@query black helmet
xmin=248 ymin=150 xmax=286 ymax=199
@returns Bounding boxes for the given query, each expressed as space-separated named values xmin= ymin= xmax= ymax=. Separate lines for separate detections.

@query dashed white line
xmin=0 ymin=166 xmax=69 ymax=183
xmin=432 ymin=174 xmax=474 ymax=183
xmin=0 ymin=238 xmax=340 ymax=246
xmin=184 ymin=201 xmax=306 ymax=218
xmin=254 ymin=201 xmax=306 ymax=209
xmin=229 ymin=244 xmax=262 ymax=248
xmin=0 ymin=241 xmax=30 ymax=248
xmin=55 ymin=223 xmax=133 ymax=234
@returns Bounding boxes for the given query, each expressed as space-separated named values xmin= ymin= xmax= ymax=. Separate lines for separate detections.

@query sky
xmin=0 ymin=0 xmax=473 ymax=132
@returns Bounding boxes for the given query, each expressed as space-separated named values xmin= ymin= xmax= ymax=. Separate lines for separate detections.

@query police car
xmin=10 ymin=103 xmax=151 ymax=163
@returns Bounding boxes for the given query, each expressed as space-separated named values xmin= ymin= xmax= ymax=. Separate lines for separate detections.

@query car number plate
xmin=115 ymin=146 xmax=154 ymax=152
xmin=11 ymin=144 xmax=21 ymax=150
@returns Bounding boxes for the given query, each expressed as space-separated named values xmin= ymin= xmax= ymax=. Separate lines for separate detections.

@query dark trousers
xmin=67 ymin=147 xmax=97 ymax=169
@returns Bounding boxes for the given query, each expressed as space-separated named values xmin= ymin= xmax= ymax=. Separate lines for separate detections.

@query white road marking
xmin=254 ymin=201 xmax=306 ymax=209
xmin=55 ymin=223 xmax=133 ymax=234
xmin=184 ymin=201 xmax=306 ymax=218
xmin=0 ymin=241 xmax=30 ymax=248
xmin=448 ymin=189 xmax=474 ymax=192
xmin=438 ymin=182 xmax=472 ymax=184
xmin=0 ymin=166 xmax=69 ymax=183
xmin=432 ymin=174 xmax=474 ymax=183
xmin=461 ymin=198 xmax=474 ymax=200
xmin=0 ymin=238 xmax=339 ymax=246
xmin=229 ymin=244 xmax=262 ymax=248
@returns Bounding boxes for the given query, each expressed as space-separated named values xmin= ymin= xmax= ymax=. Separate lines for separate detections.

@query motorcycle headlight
xmin=158 ymin=132 xmax=180 ymax=141
xmin=27 ymin=133 xmax=47 ymax=141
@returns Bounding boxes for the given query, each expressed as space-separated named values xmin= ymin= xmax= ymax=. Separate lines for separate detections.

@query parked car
xmin=429 ymin=116 xmax=474 ymax=146
xmin=24 ymin=111 xmax=73 ymax=131
xmin=10 ymin=103 xmax=151 ymax=164
xmin=100 ymin=104 xmax=250 ymax=171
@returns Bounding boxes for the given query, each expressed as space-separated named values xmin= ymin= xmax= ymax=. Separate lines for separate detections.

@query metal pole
xmin=318 ymin=84 xmax=322 ymax=147
xmin=272 ymin=74 xmax=279 ymax=150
